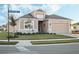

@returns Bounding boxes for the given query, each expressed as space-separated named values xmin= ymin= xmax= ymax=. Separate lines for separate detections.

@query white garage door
xmin=52 ymin=23 xmax=70 ymax=34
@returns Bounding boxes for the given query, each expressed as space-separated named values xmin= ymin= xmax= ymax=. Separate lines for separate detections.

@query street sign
xmin=9 ymin=10 xmax=20 ymax=13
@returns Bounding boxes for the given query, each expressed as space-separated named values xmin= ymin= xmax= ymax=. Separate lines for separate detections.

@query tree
xmin=10 ymin=15 xmax=16 ymax=37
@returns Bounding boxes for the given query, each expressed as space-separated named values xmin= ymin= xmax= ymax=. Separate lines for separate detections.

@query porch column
xmin=48 ymin=20 xmax=52 ymax=33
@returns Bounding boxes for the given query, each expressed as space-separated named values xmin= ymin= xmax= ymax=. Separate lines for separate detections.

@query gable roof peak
xmin=35 ymin=9 xmax=45 ymax=12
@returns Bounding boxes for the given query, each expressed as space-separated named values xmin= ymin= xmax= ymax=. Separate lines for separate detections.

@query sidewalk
xmin=0 ymin=37 xmax=78 ymax=46
xmin=0 ymin=37 xmax=78 ymax=42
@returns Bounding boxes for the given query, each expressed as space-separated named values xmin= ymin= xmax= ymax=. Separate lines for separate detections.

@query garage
xmin=51 ymin=19 xmax=71 ymax=34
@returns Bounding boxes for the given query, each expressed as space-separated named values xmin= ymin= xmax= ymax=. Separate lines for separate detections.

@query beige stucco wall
xmin=20 ymin=18 xmax=39 ymax=29
xmin=33 ymin=19 xmax=38 ymax=29
xmin=8 ymin=18 xmax=39 ymax=33
xmin=8 ymin=17 xmax=71 ymax=34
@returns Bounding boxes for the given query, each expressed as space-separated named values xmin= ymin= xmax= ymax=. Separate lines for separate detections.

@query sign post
xmin=7 ymin=4 xmax=20 ymax=42
xmin=7 ymin=4 xmax=10 ymax=42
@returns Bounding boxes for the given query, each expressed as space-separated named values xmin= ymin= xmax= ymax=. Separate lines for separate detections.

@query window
xmin=36 ymin=14 xmax=44 ymax=18
xmin=35 ymin=12 xmax=45 ymax=19
xmin=24 ymin=20 xmax=33 ymax=29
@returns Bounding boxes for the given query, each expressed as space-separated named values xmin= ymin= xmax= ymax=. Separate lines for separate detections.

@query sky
xmin=0 ymin=4 xmax=79 ymax=26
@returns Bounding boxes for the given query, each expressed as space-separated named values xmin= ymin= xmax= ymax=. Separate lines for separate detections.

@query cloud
xmin=0 ymin=4 xmax=62 ymax=25
xmin=0 ymin=5 xmax=8 ymax=25
xmin=9 ymin=4 xmax=43 ymax=18
xmin=42 ymin=4 xmax=61 ymax=15
xmin=9 ymin=4 xmax=34 ymax=18
xmin=50 ymin=4 xmax=60 ymax=11
xmin=0 ymin=5 xmax=7 ymax=15
xmin=9 ymin=4 xmax=61 ymax=16
xmin=0 ymin=16 xmax=7 ymax=25
xmin=0 ymin=5 xmax=7 ymax=20
xmin=0 ymin=4 xmax=61 ymax=18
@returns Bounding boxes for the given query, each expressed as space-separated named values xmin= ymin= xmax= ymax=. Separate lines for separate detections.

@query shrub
xmin=53 ymin=33 xmax=56 ymax=35
xmin=15 ymin=32 xmax=22 ymax=35
xmin=14 ymin=35 xmax=18 ymax=38
xmin=7 ymin=35 xmax=13 ymax=38
xmin=27 ymin=33 xmax=31 ymax=35
xmin=7 ymin=35 xmax=18 ymax=38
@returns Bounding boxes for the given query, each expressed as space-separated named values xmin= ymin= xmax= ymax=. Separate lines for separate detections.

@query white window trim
xmin=32 ymin=21 xmax=34 ymax=29
xmin=24 ymin=20 xmax=33 ymax=30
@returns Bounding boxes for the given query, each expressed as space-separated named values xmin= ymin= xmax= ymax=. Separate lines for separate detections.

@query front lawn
xmin=31 ymin=39 xmax=79 ymax=45
xmin=15 ymin=33 xmax=75 ymax=40
xmin=0 ymin=31 xmax=13 ymax=40
xmin=0 ymin=32 xmax=75 ymax=40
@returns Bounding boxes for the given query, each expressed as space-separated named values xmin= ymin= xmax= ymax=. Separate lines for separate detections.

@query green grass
xmin=0 ymin=31 xmax=75 ymax=40
xmin=0 ymin=31 xmax=14 ymax=40
xmin=31 ymin=39 xmax=79 ymax=45
xmin=0 ymin=41 xmax=18 ymax=45
xmin=15 ymin=34 xmax=75 ymax=40
xmin=0 ymin=32 xmax=8 ymax=40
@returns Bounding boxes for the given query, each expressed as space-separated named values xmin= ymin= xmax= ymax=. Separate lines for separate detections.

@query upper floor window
xmin=36 ymin=14 xmax=44 ymax=18
xmin=33 ymin=12 xmax=45 ymax=19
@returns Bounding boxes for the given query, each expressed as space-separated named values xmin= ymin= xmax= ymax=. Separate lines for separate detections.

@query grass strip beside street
xmin=0 ymin=41 xmax=18 ymax=45
xmin=31 ymin=39 xmax=79 ymax=45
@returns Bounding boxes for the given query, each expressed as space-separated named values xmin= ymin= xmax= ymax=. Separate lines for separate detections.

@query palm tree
xmin=10 ymin=15 xmax=16 ymax=37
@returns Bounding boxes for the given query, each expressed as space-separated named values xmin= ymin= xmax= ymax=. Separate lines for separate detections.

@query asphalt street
xmin=0 ymin=46 xmax=38 ymax=54
xmin=25 ymin=44 xmax=79 ymax=54
xmin=0 ymin=46 xmax=20 ymax=54
xmin=0 ymin=43 xmax=79 ymax=54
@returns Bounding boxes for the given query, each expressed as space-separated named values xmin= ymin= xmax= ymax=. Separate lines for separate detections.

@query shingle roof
xmin=35 ymin=9 xmax=45 ymax=12
xmin=16 ymin=9 xmax=72 ymax=20
xmin=45 ymin=14 xmax=72 ymax=20
xmin=20 ymin=13 xmax=36 ymax=18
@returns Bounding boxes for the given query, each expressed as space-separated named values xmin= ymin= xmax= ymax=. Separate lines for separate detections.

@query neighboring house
xmin=72 ymin=22 xmax=79 ymax=31
xmin=7 ymin=9 xmax=72 ymax=34
xmin=0 ymin=25 xmax=6 ymax=31
xmin=71 ymin=22 xmax=79 ymax=34
xmin=0 ymin=26 xmax=3 ymax=31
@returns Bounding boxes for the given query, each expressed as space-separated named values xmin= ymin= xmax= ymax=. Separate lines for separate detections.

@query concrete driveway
xmin=70 ymin=34 xmax=79 ymax=38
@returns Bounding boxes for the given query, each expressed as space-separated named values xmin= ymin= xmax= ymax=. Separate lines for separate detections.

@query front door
xmin=38 ymin=21 xmax=48 ymax=33
xmin=38 ymin=21 xmax=43 ymax=33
